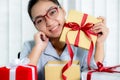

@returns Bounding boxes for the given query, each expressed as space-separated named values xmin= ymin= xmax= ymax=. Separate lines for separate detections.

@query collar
xmin=43 ymin=42 xmax=60 ymax=59
xmin=43 ymin=41 xmax=77 ymax=60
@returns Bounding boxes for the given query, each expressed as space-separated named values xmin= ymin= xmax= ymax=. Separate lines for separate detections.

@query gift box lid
xmin=66 ymin=10 xmax=101 ymax=24
xmin=46 ymin=60 xmax=80 ymax=66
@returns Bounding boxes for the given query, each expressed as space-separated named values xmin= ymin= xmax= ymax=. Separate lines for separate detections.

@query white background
xmin=0 ymin=0 xmax=120 ymax=66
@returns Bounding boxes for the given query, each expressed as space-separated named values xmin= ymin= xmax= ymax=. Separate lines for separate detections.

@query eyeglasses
xmin=33 ymin=6 xmax=59 ymax=28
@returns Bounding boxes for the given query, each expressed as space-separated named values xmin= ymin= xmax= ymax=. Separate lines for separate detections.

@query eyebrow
xmin=33 ymin=6 xmax=57 ymax=22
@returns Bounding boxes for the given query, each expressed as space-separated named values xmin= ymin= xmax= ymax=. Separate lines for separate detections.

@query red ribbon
xmin=87 ymin=62 xmax=120 ymax=80
xmin=62 ymin=14 xmax=97 ymax=80
xmin=62 ymin=37 xmax=74 ymax=80
xmin=65 ymin=14 xmax=96 ymax=70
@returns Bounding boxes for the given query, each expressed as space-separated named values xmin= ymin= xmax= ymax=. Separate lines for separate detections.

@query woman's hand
xmin=34 ymin=31 xmax=49 ymax=51
xmin=92 ymin=16 xmax=109 ymax=63
xmin=91 ymin=16 xmax=109 ymax=46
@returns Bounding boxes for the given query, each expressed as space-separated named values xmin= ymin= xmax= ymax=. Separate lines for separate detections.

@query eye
xmin=48 ymin=8 xmax=57 ymax=16
xmin=36 ymin=18 xmax=43 ymax=25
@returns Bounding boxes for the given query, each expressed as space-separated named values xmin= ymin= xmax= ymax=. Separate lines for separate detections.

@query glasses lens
xmin=47 ymin=8 xmax=58 ymax=18
xmin=35 ymin=17 xmax=45 ymax=27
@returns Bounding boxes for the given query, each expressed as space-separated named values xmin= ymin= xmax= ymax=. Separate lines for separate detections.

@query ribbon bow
xmin=96 ymin=62 xmax=120 ymax=72
xmin=64 ymin=22 xmax=95 ymax=47
xmin=7 ymin=58 xmax=30 ymax=68
xmin=4 ymin=58 xmax=36 ymax=80
xmin=87 ymin=62 xmax=120 ymax=80
xmin=64 ymin=21 xmax=94 ymax=31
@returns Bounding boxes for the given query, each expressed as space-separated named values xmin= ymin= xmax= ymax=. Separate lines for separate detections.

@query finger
xmin=40 ymin=34 xmax=45 ymax=41
xmin=92 ymin=26 xmax=102 ymax=30
xmin=94 ymin=22 xmax=105 ymax=27
xmin=94 ymin=27 xmax=108 ymax=36
xmin=91 ymin=25 xmax=104 ymax=31
xmin=43 ymin=34 xmax=48 ymax=41
xmin=40 ymin=33 xmax=48 ymax=41
xmin=95 ymin=29 xmax=103 ymax=34
xmin=92 ymin=23 xmax=107 ymax=31
xmin=93 ymin=28 xmax=102 ymax=34
xmin=97 ymin=16 xmax=106 ymax=24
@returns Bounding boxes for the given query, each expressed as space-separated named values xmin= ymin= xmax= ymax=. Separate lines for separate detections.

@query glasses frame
xmin=33 ymin=6 xmax=59 ymax=27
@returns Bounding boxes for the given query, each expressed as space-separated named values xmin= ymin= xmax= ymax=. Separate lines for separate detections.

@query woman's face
xmin=31 ymin=0 xmax=66 ymax=39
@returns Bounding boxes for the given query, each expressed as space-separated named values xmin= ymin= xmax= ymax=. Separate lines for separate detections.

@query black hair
xmin=28 ymin=0 xmax=61 ymax=21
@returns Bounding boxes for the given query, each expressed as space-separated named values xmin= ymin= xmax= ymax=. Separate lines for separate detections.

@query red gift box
xmin=0 ymin=65 xmax=38 ymax=80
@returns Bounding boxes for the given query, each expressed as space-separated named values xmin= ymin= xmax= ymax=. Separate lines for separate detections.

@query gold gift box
xmin=59 ymin=10 xmax=101 ymax=49
xmin=45 ymin=60 xmax=80 ymax=80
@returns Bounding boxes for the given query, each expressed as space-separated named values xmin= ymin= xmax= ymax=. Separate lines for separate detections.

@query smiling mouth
xmin=50 ymin=24 xmax=59 ymax=32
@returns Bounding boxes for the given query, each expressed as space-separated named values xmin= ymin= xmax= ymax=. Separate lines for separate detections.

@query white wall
xmin=0 ymin=0 xmax=120 ymax=66
xmin=0 ymin=0 xmax=37 ymax=65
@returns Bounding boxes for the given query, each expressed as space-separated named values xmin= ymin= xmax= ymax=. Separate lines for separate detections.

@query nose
xmin=45 ymin=16 xmax=54 ymax=27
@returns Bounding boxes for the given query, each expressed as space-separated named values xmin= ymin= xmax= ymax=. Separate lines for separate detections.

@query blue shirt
xmin=20 ymin=40 xmax=97 ymax=80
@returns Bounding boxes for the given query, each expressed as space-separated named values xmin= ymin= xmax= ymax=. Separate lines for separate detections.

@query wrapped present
xmin=45 ymin=60 xmax=80 ymax=80
xmin=59 ymin=10 xmax=101 ymax=50
xmin=82 ymin=71 xmax=120 ymax=80
xmin=0 ymin=59 xmax=38 ymax=80
xmin=82 ymin=62 xmax=120 ymax=80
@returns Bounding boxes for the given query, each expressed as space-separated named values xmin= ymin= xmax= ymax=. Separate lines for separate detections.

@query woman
xmin=20 ymin=0 xmax=109 ymax=80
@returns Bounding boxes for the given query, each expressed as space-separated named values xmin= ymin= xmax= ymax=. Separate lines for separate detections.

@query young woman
xmin=20 ymin=0 xmax=109 ymax=80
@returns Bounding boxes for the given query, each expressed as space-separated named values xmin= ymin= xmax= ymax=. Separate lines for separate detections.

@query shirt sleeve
xmin=20 ymin=41 xmax=34 ymax=59
xmin=77 ymin=48 xmax=97 ymax=71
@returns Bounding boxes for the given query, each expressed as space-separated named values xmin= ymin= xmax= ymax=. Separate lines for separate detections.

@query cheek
xmin=57 ymin=11 xmax=65 ymax=23
xmin=57 ymin=12 xmax=65 ymax=24
xmin=39 ymin=27 xmax=50 ymax=33
xmin=36 ymin=25 xmax=46 ymax=31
